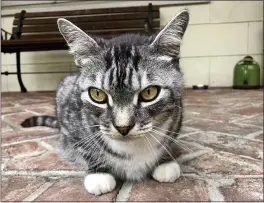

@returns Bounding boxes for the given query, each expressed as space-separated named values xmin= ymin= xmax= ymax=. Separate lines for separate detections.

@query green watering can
xmin=233 ymin=56 xmax=261 ymax=89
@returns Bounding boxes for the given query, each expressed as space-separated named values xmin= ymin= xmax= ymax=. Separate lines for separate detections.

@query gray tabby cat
xmin=21 ymin=9 xmax=189 ymax=195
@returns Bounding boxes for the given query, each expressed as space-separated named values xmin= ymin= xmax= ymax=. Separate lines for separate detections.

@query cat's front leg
xmin=152 ymin=161 xmax=181 ymax=182
xmin=84 ymin=173 xmax=116 ymax=195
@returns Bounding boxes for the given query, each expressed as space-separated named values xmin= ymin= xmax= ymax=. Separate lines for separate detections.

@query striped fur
xmin=22 ymin=9 xmax=190 ymax=191
xmin=21 ymin=116 xmax=58 ymax=128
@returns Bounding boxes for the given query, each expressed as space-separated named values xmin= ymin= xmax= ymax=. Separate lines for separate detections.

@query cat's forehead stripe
xmin=104 ymin=44 xmax=141 ymax=89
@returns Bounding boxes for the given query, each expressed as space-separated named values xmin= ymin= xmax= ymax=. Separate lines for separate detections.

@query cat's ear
xmin=57 ymin=18 xmax=101 ymax=56
xmin=149 ymin=9 xmax=189 ymax=58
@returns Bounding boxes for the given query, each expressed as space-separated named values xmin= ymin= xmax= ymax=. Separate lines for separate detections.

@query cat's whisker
xmin=88 ymin=147 xmax=103 ymax=169
xmin=82 ymin=132 xmax=102 ymax=153
xmin=70 ymin=132 xmax=99 ymax=148
xmin=67 ymin=125 xmax=101 ymax=134
xmin=142 ymin=136 xmax=155 ymax=174
xmin=148 ymin=133 xmax=177 ymax=162
xmin=69 ymin=132 xmax=102 ymax=156
xmin=142 ymin=137 xmax=150 ymax=164
xmin=98 ymin=137 xmax=107 ymax=166
xmin=70 ymin=137 xmax=92 ymax=150
xmin=177 ymin=135 xmax=203 ymax=144
xmin=90 ymin=136 xmax=105 ymax=164
xmin=148 ymin=133 xmax=189 ymax=184
xmin=152 ymin=129 xmax=194 ymax=153
xmin=83 ymin=135 xmax=101 ymax=151
xmin=151 ymin=129 xmax=204 ymax=163
xmin=152 ymin=125 xmax=182 ymax=135
xmin=92 ymin=136 xmax=106 ymax=169
xmin=152 ymin=121 xmax=186 ymax=135
xmin=144 ymin=135 xmax=159 ymax=166
xmin=85 ymin=143 xmax=101 ymax=165
xmin=152 ymin=129 xmax=199 ymax=157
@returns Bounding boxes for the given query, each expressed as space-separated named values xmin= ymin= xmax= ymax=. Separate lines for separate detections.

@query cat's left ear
xmin=57 ymin=18 xmax=101 ymax=56
xmin=149 ymin=9 xmax=189 ymax=58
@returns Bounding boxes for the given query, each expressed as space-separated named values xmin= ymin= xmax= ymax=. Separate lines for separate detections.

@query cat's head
xmin=57 ymin=9 xmax=189 ymax=140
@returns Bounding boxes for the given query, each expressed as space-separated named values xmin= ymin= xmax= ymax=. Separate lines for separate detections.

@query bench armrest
xmin=1 ymin=28 xmax=14 ymax=40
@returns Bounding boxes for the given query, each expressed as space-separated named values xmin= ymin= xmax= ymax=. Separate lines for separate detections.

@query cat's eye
xmin=89 ymin=87 xmax=107 ymax=104
xmin=139 ymin=86 xmax=160 ymax=102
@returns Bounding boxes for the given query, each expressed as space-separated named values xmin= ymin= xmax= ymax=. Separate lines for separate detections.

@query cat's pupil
xmin=96 ymin=90 xmax=99 ymax=97
xmin=147 ymin=88 xmax=150 ymax=95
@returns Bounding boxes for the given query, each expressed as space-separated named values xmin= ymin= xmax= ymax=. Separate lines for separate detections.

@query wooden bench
xmin=1 ymin=3 xmax=160 ymax=92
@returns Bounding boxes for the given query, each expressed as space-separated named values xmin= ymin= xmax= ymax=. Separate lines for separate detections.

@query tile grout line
xmin=2 ymin=134 xmax=60 ymax=147
xmin=207 ymin=131 xmax=263 ymax=142
xmin=22 ymin=181 xmax=54 ymax=202
xmin=115 ymin=181 xmax=134 ymax=201
xmin=179 ymin=138 xmax=207 ymax=149
xmin=2 ymin=170 xmax=86 ymax=177
xmin=245 ymin=130 xmax=263 ymax=139
xmin=207 ymin=178 xmax=236 ymax=201
xmin=11 ymin=150 xmax=47 ymax=160
xmin=24 ymin=109 xmax=42 ymax=116
xmin=177 ymin=131 xmax=201 ymax=139
xmin=230 ymin=113 xmax=262 ymax=123
xmin=38 ymin=140 xmax=57 ymax=151
xmin=181 ymin=165 xmax=264 ymax=179
xmin=177 ymin=148 xmax=213 ymax=164
xmin=234 ymin=122 xmax=263 ymax=129
xmin=1 ymin=118 xmax=22 ymax=131
xmin=206 ymin=179 xmax=225 ymax=201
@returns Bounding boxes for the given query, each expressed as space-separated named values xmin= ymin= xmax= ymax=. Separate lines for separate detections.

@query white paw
xmin=152 ymin=161 xmax=181 ymax=183
xmin=84 ymin=173 xmax=116 ymax=196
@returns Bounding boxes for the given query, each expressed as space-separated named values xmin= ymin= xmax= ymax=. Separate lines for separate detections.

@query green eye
xmin=139 ymin=86 xmax=160 ymax=102
xmin=89 ymin=88 xmax=107 ymax=103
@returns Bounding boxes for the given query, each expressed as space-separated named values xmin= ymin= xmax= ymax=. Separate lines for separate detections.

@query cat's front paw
xmin=84 ymin=173 xmax=116 ymax=196
xmin=152 ymin=161 xmax=181 ymax=183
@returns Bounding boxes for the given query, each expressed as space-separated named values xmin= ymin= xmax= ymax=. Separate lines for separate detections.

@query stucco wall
xmin=1 ymin=1 xmax=263 ymax=92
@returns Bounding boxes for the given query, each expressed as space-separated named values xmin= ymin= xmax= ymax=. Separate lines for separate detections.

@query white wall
xmin=160 ymin=1 xmax=263 ymax=87
xmin=1 ymin=1 xmax=263 ymax=92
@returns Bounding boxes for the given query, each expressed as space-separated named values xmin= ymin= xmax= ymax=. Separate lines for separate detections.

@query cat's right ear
xmin=57 ymin=18 xmax=101 ymax=56
xmin=149 ymin=9 xmax=189 ymax=58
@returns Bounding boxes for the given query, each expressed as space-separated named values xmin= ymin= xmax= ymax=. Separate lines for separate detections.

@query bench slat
xmin=2 ymin=28 xmax=159 ymax=52
xmin=4 ymin=4 xmax=160 ymax=53
xmin=2 ymin=39 xmax=67 ymax=53
xmin=19 ymin=27 xmax=160 ymax=40
xmin=14 ymin=20 xmax=160 ymax=33
xmin=3 ymin=3 xmax=160 ymax=93
xmin=13 ymin=12 xmax=159 ymax=25
xmin=14 ymin=5 xmax=159 ymax=18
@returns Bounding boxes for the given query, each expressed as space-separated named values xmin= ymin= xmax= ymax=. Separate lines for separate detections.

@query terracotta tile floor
xmin=1 ymin=89 xmax=263 ymax=201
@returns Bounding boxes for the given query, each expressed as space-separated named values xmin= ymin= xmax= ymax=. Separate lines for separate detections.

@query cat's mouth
xmin=108 ymin=133 xmax=147 ymax=141
xmin=101 ymin=125 xmax=152 ymax=141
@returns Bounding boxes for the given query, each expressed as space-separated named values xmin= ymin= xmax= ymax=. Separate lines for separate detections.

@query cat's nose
xmin=115 ymin=125 xmax=134 ymax=136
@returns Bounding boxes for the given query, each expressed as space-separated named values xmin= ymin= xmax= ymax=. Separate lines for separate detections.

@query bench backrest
xmin=12 ymin=4 xmax=160 ymax=40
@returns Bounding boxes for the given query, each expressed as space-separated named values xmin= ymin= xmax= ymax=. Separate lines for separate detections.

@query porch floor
xmin=1 ymin=89 xmax=263 ymax=201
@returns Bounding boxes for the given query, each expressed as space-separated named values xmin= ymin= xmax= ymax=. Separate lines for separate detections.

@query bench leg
xmin=16 ymin=52 xmax=27 ymax=93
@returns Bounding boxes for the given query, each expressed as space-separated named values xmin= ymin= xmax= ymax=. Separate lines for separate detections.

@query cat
xmin=21 ymin=9 xmax=189 ymax=195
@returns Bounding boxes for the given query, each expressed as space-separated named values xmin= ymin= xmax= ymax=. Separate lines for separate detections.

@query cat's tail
xmin=21 ymin=116 xmax=59 ymax=128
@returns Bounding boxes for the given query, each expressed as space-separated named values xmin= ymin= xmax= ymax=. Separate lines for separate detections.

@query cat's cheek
xmin=84 ymin=173 xmax=116 ymax=196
